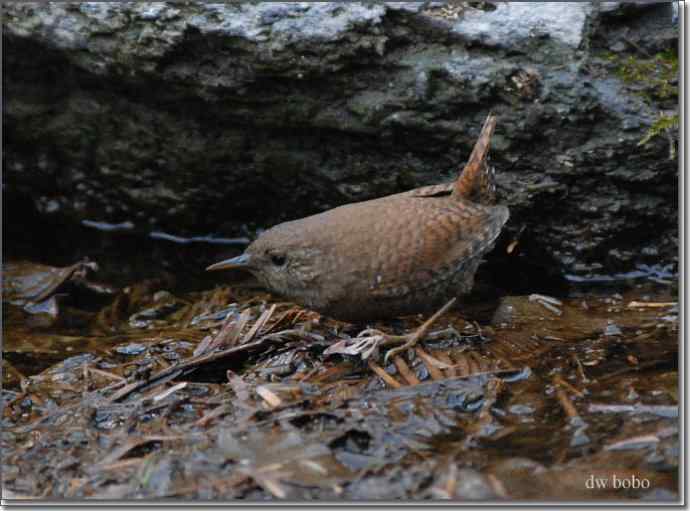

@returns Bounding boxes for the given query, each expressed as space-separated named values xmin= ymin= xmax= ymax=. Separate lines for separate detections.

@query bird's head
xmin=206 ymin=221 xmax=324 ymax=301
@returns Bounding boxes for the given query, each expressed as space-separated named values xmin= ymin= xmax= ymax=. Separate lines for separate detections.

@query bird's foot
xmin=324 ymin=298 xmax=457 ymax=363
xmin=382 ymin=298 xmax=457 ymax=364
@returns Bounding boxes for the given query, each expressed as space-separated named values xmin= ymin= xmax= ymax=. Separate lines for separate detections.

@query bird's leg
xmin=380 ymin=298 xmax=457 ymax=364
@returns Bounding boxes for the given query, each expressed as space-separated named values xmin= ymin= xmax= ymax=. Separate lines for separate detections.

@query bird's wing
xmin=364 ymin=197 xmax=509 ymax=299
xmin=402 ymin=182 xmax=453 ymax=198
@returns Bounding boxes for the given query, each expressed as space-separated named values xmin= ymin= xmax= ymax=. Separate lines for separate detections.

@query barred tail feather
xmin=452 ymin=113 xmax=497 ymax=205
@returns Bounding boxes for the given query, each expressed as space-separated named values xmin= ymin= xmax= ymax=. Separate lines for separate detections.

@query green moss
xmin=608 ymin=50 xmax=678 ymax=155
xmin=638 ymin=113 xmax=679 ymax=159
xmin=612 ymin=51 xmax=678 ymax=101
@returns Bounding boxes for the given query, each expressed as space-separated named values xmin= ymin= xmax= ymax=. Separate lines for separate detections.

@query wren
xmin=208 ymin=114 xmax=508 ymax=322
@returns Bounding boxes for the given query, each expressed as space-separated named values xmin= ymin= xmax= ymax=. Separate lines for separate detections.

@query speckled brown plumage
xmin=208 ymin=113 xmax=508 ymax=322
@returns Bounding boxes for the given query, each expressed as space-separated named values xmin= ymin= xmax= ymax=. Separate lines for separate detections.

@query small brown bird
xmin=208 ymin=114 xmax=508 ymax=354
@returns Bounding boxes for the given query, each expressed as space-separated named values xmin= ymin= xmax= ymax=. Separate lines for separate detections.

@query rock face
xmin=3 ymin=2 xmax=678 ymax=289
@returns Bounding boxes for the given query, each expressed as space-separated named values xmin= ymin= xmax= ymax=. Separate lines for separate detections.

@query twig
xmin=570 ymin=353 xmax=590 ymax=384
xmin=554 ymin=381 xmax=579 ymax=419
xmin=194 ymin=404 xmax=232 ymax=428
xmin=588 ymin=403 xmax=678 ymax=418
xmin=605 ymin=434 xmax=661 ymax=451
xmin=415 ymin=347 xmax=445 ymax=381
xmin=92 ymin=435 xmax=191 ymax=470
xmin=553 ymin=375 xmax=585 ymax=398
xmin=152 ymin=381 xmax=188 ymax=403
xmin=256 ymin=385 xmax=283 ymax=409
xmin=87 ymin=367 xmax=126 ymax=382
xmin=393 ymin=356 xmax=420 ymax=386
xmin=627 ymin=301 xmax=677 ymax=309
xmin=479 ymin=378 xmax=504 ymax=422
xmin=107 ymin=334 xmax=289 ymax=403
xmin=368 ymin=361 xmax=402 ymax=389
xmin=240 ymin=304 xmax=276 ymax=345
xmin=435 ymin=351 xmax=456 ymax=378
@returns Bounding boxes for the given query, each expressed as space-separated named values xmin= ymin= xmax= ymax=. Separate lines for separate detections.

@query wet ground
xmin=2 ymin=259 xmax=679 ymax=501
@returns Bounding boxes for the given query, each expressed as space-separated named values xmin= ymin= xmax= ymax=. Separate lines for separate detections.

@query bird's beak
xmin=206 ymin=253 xmax=252 ymax=271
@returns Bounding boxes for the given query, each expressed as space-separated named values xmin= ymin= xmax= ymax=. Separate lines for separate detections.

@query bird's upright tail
xmin=452 ymin=113 xmax=497 ymax=205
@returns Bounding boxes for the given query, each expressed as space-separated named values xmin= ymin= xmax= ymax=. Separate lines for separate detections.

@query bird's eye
xmin=270 ymin=254 xmax=287 ymax=267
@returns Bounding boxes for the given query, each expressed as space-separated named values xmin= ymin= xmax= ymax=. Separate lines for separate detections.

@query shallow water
xmin=2 ymin=260 xmax=679 ymax=500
